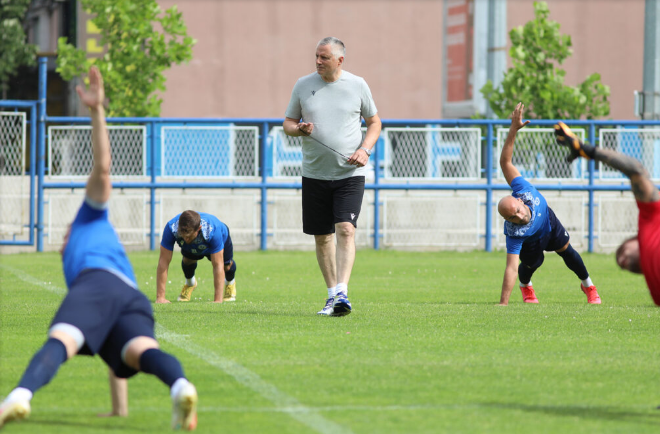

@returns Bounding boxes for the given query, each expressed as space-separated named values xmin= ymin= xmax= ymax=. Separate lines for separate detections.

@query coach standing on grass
xmin=497 ymin=103 xmax=601 ymax=306
xmin=555 ymin=122 xmax=660 ymax=305
xmin=0 ymin=66 xmax=198 ymax=431
xmin=283 ymin=37 xmax=381 ymax=316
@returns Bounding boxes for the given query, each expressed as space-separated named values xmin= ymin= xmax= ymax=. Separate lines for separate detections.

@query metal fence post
xmin=37 ymin=57 xmax=48 ymax=252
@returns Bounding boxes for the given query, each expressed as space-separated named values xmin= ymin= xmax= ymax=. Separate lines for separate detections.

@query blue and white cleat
xmin=317 ymin=297 xmax=335 ymax=316
xmin=332 ymin=292 xmax=352 ymax=316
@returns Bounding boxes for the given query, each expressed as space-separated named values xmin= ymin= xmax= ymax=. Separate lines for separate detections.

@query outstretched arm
xmin=500 ymin=103 xmax=531 ymax=186
xmin=555 ymin=123 xmax=659 ymax=203
xmin=156 ymin=246 xmax=173 ymax=303
xmin=77 ymin=67 xmax=111 ymax=205
xmin=592 ymin=148 xmax=659 ymax=203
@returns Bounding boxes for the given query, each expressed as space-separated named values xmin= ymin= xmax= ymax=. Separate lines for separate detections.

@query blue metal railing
xmin=6 ymin=57 xmax=660 ymax=252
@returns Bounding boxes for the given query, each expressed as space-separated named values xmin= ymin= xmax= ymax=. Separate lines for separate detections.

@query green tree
xmin=0 ymin=0 xmax=37 ymax=99
xmin=481 ymin=1 xmax=610 ymax=120
xmin=56 ymin=0 xmax=196 ymax=117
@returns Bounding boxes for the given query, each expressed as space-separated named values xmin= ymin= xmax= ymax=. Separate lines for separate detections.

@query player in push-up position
xmin=0 ymin=66 xmax=198 ymax=431
xmin=497 ymin=103 xmax=601 ymax=305
xmin=156 ymin=210 xmax=236 ymax=303
xmin=555 ymin=122 xmax=660 ymax=306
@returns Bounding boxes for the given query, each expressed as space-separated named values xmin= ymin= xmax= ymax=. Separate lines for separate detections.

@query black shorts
xmin=519 ymin=207 xmax=570 ymax=268
xmin=51 ymin=269 xmax=155 ymax=379
xmin=302 ymin=176 xmax=365 ymax=235
xmin=181 ymin=230 xmax=234 ymax=265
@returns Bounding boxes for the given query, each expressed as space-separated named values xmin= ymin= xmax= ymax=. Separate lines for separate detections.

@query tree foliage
xmin=56 ymin=0 xmax=196 ymax=117
xmin=481 ymin=1 xmax=610 ymax=120
xmin=0 ymin=0 xmax=37 ymax=94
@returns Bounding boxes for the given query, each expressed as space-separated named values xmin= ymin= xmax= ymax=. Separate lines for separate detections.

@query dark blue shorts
xmin=519 ymin=207 xmax=570 ymax=268
xmin=302 ymin=176 xmax=365 ymax=235
xmin=51 ymin=269 xmax=154 ymax=379
xmin=181 ymin=230 xmax=234 ymax=265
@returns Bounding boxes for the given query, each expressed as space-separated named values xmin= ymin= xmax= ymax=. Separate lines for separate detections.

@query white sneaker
xmin=317 ymin=297 xmax=334 ymax=315
xmin=171 ymin=383 xmax=198 ymax=431
xmin=0 ymin=400 xmax=30 ymax=428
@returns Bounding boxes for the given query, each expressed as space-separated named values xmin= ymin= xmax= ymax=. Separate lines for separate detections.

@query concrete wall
xmin=157 ymin=0 xmax=644 ymax=120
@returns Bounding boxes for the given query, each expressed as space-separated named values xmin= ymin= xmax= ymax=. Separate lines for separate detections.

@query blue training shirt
xmin=504 ymin=176 xmax=551 ymax=255
xmin=62 ymin=198 xmax=137 ymax=289
xmin=161 ymin=212 xmax=228 ymax=256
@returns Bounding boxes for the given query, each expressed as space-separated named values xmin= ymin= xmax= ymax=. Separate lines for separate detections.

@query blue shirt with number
xmin=161 ymin=212 xmax=228 ymax=256
xmin=504 ymin=176 xmax=551 ymax=255
xmin=62 ymin=198 xmax=137 ymax=289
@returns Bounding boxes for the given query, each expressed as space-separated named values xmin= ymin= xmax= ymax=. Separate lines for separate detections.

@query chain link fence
xmin=0 ymin=112 xmax=28 ymax=241
xmin=599 ymin=128 xmax=660 ymax=180
xmin=4 ymin=119 xmax=655 ymax=253
xmin=49 ymin=126 xmax=147 ymax=177
xmin=162 ymin=126 xmax=259 ymax=178
xmin=496 ymin=128 xmax=587 ymax=180
xmin=384 ymin=127 xmax=481 ymax=179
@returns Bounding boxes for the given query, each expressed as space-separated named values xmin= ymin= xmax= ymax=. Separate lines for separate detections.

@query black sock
xmin=139 ymin=348 xmax=185 ymax=388
xmin=557 ymin=245 xmax=589 ymax=280
xmin=225 ymin=260 xmax=237 ymax=282
xmin=181 ymin=260 xmax=197 ymax=280
xmin=17 ymin=338 xmax=68 ymax=393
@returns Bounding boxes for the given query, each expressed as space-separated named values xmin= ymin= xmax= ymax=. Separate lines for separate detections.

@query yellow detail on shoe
xmin=0 ymin=400 xmax=31 ymax=428
xmin=224 ymin=281 xmax=236 ymax=302
xmin=177 ymin=283 xmax=197 ymax=302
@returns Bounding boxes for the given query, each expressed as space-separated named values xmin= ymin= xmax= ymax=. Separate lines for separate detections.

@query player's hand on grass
xmin=97 ymin=410 xmax=127 ymax=418
xmin=510 ymin=102 xmax=531 ymax=131
xmin=155 ymin=298 xmax=171 ymax=304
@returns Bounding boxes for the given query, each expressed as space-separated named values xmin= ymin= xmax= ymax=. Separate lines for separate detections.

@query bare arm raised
xmin=77 ymin=66 xmax=111 ymax=205
xmin=500 ymin=103 xmax=531 ymax=186
xmin=555 ymin=122 xmax=659 ymax=203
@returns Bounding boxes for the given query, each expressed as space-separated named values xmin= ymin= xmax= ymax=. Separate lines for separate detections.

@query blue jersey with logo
xmin=62 ymin=198 xmax=137 ymax=289
xmin=504 ymin=176 xmax=551 ymax=254
xmin=161 ymin=212 xmax=228 ymax=256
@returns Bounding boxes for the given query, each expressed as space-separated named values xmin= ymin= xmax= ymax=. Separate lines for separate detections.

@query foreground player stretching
xmin=0 ymin=67 xmax=198 ymax=431
xmin=555 ymin=122 xmax=660 ymax=305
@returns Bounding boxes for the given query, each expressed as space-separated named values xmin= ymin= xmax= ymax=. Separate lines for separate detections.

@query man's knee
xmin=48 ymin=323 xmax=84 ymax=359
xmin=335 ymin=222 xmax=355 ymax=239
xmin=314 ymin=233 xmax=334 ymax=246
xmin=122 ymin=336 xmax=159 ymax=370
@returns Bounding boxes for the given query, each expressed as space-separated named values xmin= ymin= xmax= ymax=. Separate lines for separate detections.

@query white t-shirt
xmin=285 ymin=71 xmax=378 ymax=180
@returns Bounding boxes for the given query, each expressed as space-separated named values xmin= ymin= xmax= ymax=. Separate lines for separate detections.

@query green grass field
xmin=1 ymin=249 xmax=659 ymax=433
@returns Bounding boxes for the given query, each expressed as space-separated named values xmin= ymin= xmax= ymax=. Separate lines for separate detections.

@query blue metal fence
xmin=5 ymin=57 xmax=660 ymax=252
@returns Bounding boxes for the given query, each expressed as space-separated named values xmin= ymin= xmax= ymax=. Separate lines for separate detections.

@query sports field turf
xmin=1 ymin=249 xmax=659 ymax=433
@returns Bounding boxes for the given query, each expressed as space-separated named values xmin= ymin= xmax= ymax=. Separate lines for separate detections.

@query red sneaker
xmin=581 ymin=284 xmax=602 ymax=304
xmin=520 ymin=286 xmax=539 ymax=303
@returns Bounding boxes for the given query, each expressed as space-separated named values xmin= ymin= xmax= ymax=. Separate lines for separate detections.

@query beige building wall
xmin=158 ymin=0 xmax=644 ymax=120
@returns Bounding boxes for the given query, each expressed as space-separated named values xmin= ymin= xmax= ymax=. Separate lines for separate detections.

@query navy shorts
xmin=519 ymin=207 xmax=570 ymax=268
xmin=302 ymin=176 xmax=365 ymax=235
xmin=181 ymin=230 xmax=234 ymax=265
xmin=51 ymin=269 xmax=155 ymax=379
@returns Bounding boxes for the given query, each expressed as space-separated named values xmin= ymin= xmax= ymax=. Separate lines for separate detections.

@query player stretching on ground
xmin=497 ymin=103 xmax=601 ymax=305
xmin=555 ymin=122 xmax=660 ymax=305
xmin=156 ymin=210 xmax=237 ymax=304
xmin=0 ymin=66 xmax=198 ymax=431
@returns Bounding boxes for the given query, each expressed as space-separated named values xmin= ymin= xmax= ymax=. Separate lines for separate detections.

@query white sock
xmin=336 ymin=282 xmax=348 ymax=295
xmin=581 ymin=277 xmax=594 ymax=287
xmin=327 ymin=286 xmax=336 ymax=298
xmin=170 ymin=378 xmax=189 ymax=400
xmin=5 ymin=387 xmax=33 ymax=403
xmin=225 ymin=279 xmax=235 ymax=285
xmin=185 ymin=276 xmax=196 ymax=286
xmin=520 ymin=281 xmax=533 ymax=288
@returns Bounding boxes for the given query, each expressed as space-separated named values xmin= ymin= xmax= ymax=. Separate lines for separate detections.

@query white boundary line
xmin=0 ymin=263 xmax=353 ymax=434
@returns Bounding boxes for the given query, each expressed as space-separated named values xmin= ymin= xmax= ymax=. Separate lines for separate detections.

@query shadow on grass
xmin=483 ymin=402 xmax=660 ymax=426
xmin=25 ymin=419 xmax=140 ymax=432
